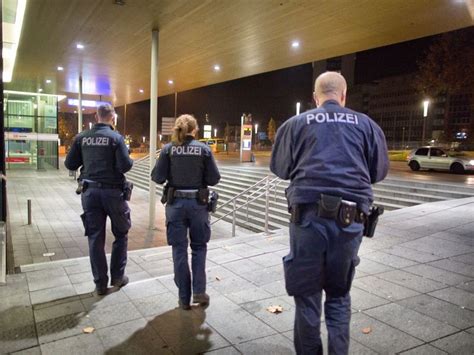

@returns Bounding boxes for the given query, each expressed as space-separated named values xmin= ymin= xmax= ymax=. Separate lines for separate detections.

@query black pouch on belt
xmin=123 ymin=181 xmax=134 ymax=201
xmin=338 ymin=200 xmax=357 ymax=227
xmin=198 ymin=188 xmax=209 ymax=205
xmin=318 ymin=194 xmax=342 ymax=220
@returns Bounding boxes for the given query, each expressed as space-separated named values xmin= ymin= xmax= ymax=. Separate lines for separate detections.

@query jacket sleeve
xmin=368 ymin=122 xmax=389 ymax=184
xmin=151 ymin=146 xmax=169 ymax=184
xmin=204 ymin=150 xmax=221 ymax=186
xmin=270 ymin=119 xmax=293 ymax=180
xmin=115 ymin=135 xmax=133 ymax=173
xmin=64 ymin=135 xmax=83 ymax=171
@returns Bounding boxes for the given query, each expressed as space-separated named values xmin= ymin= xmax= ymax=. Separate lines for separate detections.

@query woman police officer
xmin=151 ymin=114 xmax=221 ymax=309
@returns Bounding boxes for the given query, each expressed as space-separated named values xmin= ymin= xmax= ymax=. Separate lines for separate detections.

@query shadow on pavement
xmin=105 ymin=306 xmax=211 ymax=354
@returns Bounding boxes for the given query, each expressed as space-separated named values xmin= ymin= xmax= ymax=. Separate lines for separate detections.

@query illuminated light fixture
xmin=296 ymin=102 xmax=301 ymax=115
xmin=68 ymin=99 xmax=111 ymax=107
xmin=168 ymin=80 xmax=174 ymax=84
xmin=423 ymin=99 xmax=430 ymax=117
xmin=2 ymin=0 xmax=27 ymax=82
xmin=213 ymin=65 xmax=221 ymax=71
xmin=57 ymin=66 xmax=64 ymax=71
xmin=74 ymin=110 xmax=77 ymax=113
xmin=139 ymin=89 xmax=144 ymax=93
xmin=76 ymin=43 xmax=85 ymax=49
xmin=291 ymin=40 xmax=300 ymax=48
xmin=4 ymin=90 xmax=66 ymax=101
xmin=46 ymin=79 xmax=52 ymax=84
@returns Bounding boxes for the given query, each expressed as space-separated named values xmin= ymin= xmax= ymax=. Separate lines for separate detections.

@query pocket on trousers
xmin=80 ymin=213 xmax=88 ymax=236
xmin=283 ymin=254 xmax=323 ymax=297
xmin=114 ymin=210 xmax=131 ymax=235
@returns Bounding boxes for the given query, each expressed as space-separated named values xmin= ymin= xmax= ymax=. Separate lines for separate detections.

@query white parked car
xmin=407 ymin=146 xmax=474 ymax=174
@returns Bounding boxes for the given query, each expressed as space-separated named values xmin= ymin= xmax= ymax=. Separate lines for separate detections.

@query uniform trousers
xmin=283 ymin=205 xmax=363 ymax=354
xmin=165 ymin=198 xmax=211 ymax=305
xmin=81 ymin=187 xmax=131 ymax=288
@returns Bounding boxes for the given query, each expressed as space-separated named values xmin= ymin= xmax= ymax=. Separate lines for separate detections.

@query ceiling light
xmin=76 ymin=43 xmax=85 ymax=49
xmin=139 ymin=89 xmax=144 ymax=93
xmin=291 ymin=41 xmax=300 ymax=48
xmin=57 ymin=66 xmax=64 ymax=71
xmin=2 ymin=0 xmax=27 ymax=82
xmin=46 ymin=79 xmax=52 ymax=84
xmin=168 ymin=80 xmax=174 ymax=85
xmin=214 ymin=65 xmax=221 ymax=71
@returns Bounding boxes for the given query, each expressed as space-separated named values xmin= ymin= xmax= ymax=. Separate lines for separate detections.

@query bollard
xmin=27 ymin=199 xmax=32 ymax=225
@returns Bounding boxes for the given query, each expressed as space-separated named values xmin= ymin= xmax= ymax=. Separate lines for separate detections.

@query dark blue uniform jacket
xmin=64 ymin=123 xmax=133 ymax=184
xmin=270 ymin=100 xmax=389 ymax=214
xmin=151 ymin=137 xmax=220 ymax=188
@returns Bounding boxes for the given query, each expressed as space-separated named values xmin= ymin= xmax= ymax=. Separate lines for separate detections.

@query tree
xmin=58 ymin=114 xmax=77 ymax=148
xmin=414 ymin=28 xmax=474 ymax=139
xmin=224 ymin=122 xmax=231 ymax=143
xmin=267 ymin=118 xmax=276 ymax=144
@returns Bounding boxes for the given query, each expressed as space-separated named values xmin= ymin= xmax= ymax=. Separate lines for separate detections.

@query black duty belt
xmin=290 ymin=200 xmax=367 ymax=225
xmin=174 ymin=191 xmax=199 ymax=199
xmin=86 ymin=181 xmax=123 ymax=189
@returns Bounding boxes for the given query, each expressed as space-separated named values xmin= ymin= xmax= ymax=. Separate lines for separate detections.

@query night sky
xmin=115 ymin=28 xmax=453 ymax=140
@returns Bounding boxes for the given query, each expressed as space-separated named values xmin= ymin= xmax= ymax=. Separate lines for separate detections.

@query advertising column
xmin=240 ymin=113 xmax=253 ymax=162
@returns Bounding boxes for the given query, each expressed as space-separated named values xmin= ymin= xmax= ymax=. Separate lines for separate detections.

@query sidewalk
xmin=1 ymin=197 xmax=473 ymax=354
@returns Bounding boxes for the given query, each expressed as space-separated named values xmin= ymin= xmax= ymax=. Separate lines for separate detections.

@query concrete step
xmin=127 ymin=161 xmax=472 ymax=234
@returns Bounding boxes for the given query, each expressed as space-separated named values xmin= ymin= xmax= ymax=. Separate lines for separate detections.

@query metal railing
xmin=134 ymin=149 xmax=161 ymax=165
xmin=211 ymin=175 xmax=282 ymax=236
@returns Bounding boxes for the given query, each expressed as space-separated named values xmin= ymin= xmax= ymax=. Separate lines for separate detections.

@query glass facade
xmin=4 ymin=91 xmax=62 ymax=170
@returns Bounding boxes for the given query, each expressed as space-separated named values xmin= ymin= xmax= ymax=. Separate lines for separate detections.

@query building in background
xmin=4 ymin=91 xmax=63 ymax=170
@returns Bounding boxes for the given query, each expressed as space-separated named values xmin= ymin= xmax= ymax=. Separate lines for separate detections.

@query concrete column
xmin=78 ymin=75 xmax=83 ymax=132
xmin=148 ymin=29 xmax=159 ymax=229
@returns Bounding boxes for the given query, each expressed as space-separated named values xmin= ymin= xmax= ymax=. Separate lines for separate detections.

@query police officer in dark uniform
xmin=271 ymin=72 xmax=389 ymax=354
xmin=65 ymin=104 xmax=133 ymax=295
xmin=151 ymin=114 xmax=220 ymax=310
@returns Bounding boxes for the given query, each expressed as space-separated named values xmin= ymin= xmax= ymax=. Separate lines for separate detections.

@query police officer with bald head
xmin=65 ymin=104 xmax=133 ymax=295
xmin=271 ymin=72 xmax=389 ymax=354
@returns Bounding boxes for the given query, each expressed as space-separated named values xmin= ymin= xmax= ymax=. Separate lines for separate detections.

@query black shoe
xmin=193 ymin=293 xmax=210 ymax=306
xmin=178 ymin=300 xmax=191 ymax=310
xmin=95 ymin=286 xmax=108 ymax=296
xmin=111 ymin=275 xmax=129 ymax=288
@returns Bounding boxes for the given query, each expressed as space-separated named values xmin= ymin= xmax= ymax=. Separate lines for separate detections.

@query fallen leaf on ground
xmin=215 ymin=276 xmax=221 ymax=281
xmin=82 ymin=327 xmax=95 ymax=334
xmin=266 ymin=305 xmax=283 ymax=314
xmin=362 ymin=327 xmax=372 ymax=334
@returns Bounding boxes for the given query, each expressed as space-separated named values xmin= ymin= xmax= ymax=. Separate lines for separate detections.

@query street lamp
xmin=422 ymin=99 xmax=430 ymax=144
xmin=296 ymin=102 xmax=301 ymax=115
xmin=214 ymin=128 xmax=217 ymax=138
xmin=89 ymin=122 xmax=92 ymax=129
xmin=142 ymin=136 xmax=146 ymax=143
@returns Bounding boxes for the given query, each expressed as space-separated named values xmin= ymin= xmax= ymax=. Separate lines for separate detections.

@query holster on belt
xmin=363 ymin=205 xmax=384 ymax=238
xmin=75 ymin=180 xmax=88 ymax=194
xmin=161 ymin=185 xmax=169 ymax=204
xmin=166 ymin=186 xmax=175 ymax=205
xmin=123 ymin=181 xmax=133 ymax=201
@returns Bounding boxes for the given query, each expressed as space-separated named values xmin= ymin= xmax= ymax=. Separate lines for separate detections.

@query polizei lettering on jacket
xmin=306 ymin=112 xmax=359 ymax=125
xmin=82 ymin=137 xmax=110 ymax=146
xmin=170 ymin=145 xmax=202 ymax=155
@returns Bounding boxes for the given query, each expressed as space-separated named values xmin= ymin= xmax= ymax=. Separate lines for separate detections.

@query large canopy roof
xmin=5 ymin=0 xmax=474 ymax=109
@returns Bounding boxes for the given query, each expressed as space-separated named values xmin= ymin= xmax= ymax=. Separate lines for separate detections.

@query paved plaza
xmin=6 ymin=166 xmax=247 ymax=268
xmin=1 ymin=187 xmax=473 ymax=353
